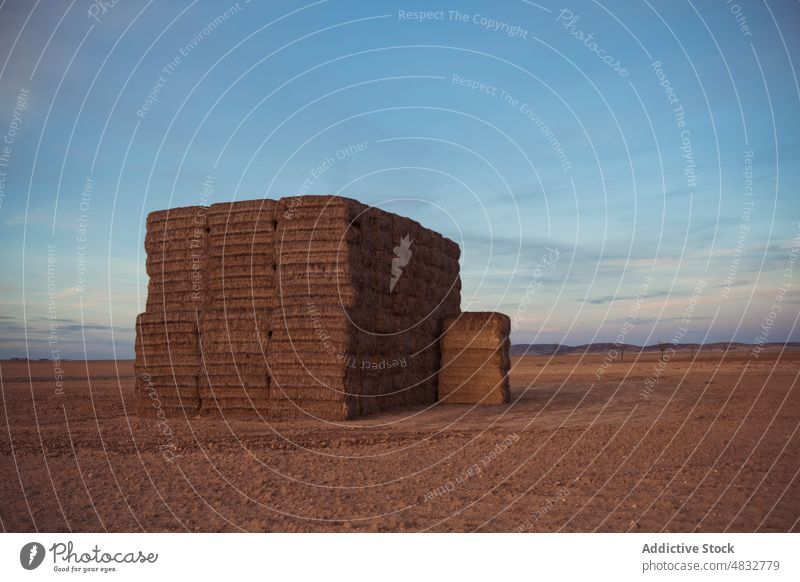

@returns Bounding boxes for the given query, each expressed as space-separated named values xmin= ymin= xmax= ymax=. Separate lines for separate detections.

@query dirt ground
xmin=1 ymin=349 xmax=798 ymax=532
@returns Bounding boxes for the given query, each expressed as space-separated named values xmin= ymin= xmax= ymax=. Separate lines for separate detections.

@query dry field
xmin=1 ymin=350 xmax=798 ymax=532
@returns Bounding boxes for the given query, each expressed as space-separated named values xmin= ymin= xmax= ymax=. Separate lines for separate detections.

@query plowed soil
xmin=1 ymin=350 xmax=798 ymax=532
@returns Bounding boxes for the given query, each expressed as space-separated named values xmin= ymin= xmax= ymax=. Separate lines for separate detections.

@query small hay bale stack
xmin=438 ymin=312 xmax=511 ymax=405
xmin=134 ymin=310 xmax=201 ymax=417
xmin=144 ymin=206 xmax=207 ymax=311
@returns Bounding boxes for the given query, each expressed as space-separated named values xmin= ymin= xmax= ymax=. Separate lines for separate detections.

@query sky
xmin=0 ymin=0 xmax=798 ymax=358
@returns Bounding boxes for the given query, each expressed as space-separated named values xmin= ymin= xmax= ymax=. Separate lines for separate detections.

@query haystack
xmin=268 ymin=196 xmax=461 ymax=419
xmin=145 ymin=205 xmax=207 ymax=311
xmin=438 ymin=312 xmax=511 ymax=405
xmin=134 ymin=310 xmax=201 ymax=417
xmin=135 ymin=195 xmax=463 ymax=421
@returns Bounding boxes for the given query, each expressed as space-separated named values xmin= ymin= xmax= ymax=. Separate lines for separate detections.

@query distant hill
xmin=510 ymin=342 xmax=800 ymax=356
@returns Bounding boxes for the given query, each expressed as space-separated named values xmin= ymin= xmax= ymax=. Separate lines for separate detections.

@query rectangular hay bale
xmin=438 ymin=312 xmax=510 ymax=405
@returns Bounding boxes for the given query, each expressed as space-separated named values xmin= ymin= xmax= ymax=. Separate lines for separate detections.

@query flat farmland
xmin=1 ymin=350 xmax=798 ymax=532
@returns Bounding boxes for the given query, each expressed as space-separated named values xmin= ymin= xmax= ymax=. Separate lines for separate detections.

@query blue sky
xmin=0 ymin=0 xmax=798 ymax=358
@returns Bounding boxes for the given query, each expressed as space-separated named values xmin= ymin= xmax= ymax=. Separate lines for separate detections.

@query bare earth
xmin=1 ymin=350 xmax=798 ymax=532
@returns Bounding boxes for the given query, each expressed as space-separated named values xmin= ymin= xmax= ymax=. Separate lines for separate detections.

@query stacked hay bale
xmin=348 ymin=203 xmax=461 ymax=416
xmin=134 ymin=311 xmax=201 ymax=417
xmin=267 ymin=303 xmax=357 ymax=420
xmin=199 ymin=200 xmax=276 ymax=417
xmin=136 ymin=206 xmax=207 ymax=418
xmin=199 ymin=308 xmax=271 ymax=416
xmin=268 ymin=196 xmax=366 ymax=420
xmin=144 ymin=206 xmax=207 ymax=311
xmin=205 ymin=200 xmax=276 ymax=310
xmin=438 ymin=312 xmax=511 ymax=405
xmin=269 ymin=195 xmax=461 ymax=420
xmin=135 ymin=195 xmax=463 ymax=421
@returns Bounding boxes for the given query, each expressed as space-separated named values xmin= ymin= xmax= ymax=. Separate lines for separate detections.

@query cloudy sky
xmin=0 ymin=0 xmax=798 ymax=358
